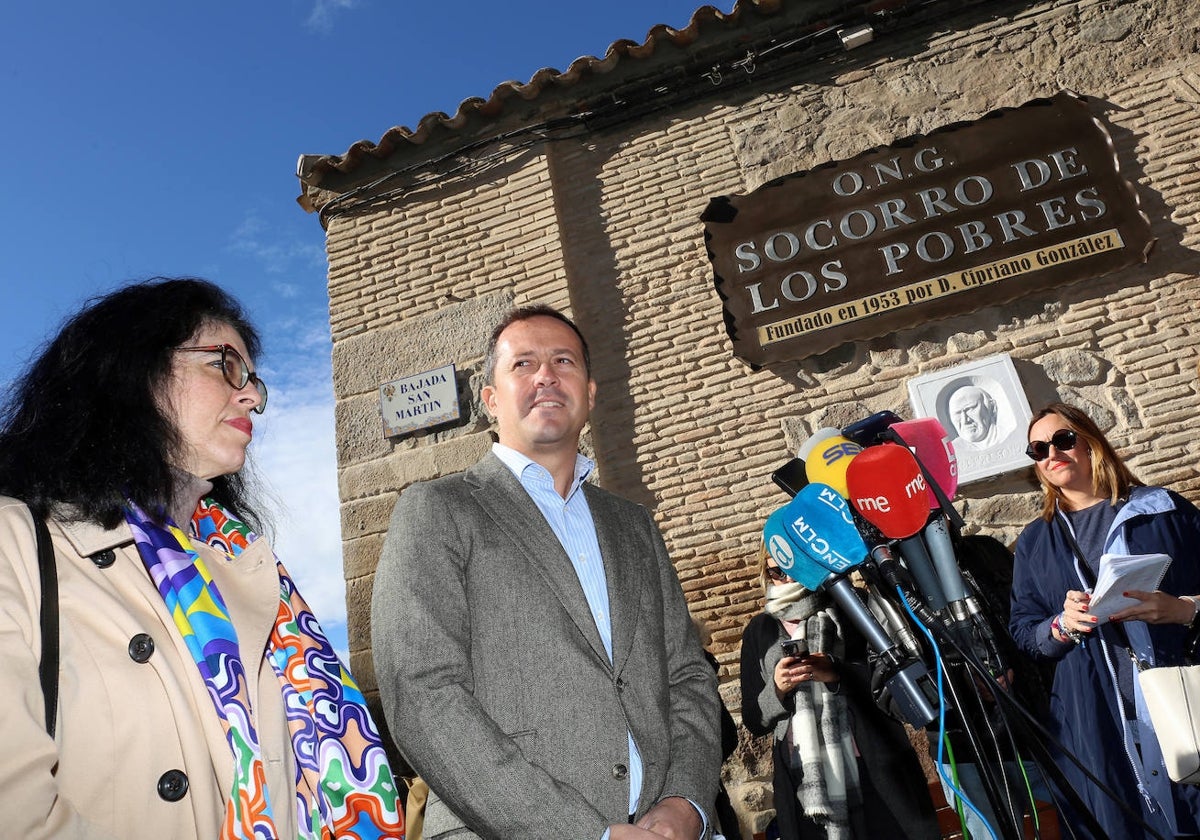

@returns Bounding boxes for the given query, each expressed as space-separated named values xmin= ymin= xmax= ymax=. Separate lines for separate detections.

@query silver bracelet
xmin=1181 ymin=595 xmax=1200 ymax=628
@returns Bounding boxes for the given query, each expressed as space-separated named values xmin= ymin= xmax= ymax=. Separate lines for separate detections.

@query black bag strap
xmin=1054 ymin=513 xmax=1099 ymax=588
xmin=33 ymin=514 xmax=59 ymax=739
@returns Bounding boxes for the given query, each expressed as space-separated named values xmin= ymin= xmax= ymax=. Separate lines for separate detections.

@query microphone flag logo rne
xmin=846 ymin=444 xmax=930 ymax=539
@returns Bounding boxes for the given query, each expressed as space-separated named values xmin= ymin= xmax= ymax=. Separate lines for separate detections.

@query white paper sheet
xmin=1088 ymin=552 xmax=1173 ymax=623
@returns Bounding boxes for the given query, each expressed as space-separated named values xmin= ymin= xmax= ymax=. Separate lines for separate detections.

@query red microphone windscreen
xmin=845 ymin=443 xmax=930 ymax=539
xmin=889 ymin=417 xmax=957 ymax=507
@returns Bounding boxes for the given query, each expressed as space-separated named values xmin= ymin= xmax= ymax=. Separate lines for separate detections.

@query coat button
xmin=157 ymin=769 xmax=189 ymax=801
xmin=90 ymin=549 xmax=115 ymax=568
xmin=615 ymin=677 xmax=625 ymax=691
xmin=128 ymin=633 xmax=155 ymax=663
xmin=612 ymin=763 xmax=628 ymax=780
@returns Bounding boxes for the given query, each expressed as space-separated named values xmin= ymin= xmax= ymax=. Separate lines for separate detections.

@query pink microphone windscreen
xmin=889 ymin=417 xmax=957 ymax=507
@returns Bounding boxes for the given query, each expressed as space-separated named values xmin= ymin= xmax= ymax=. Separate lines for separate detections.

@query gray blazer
xmin=371 ymin=452 xmax=721 ymax=840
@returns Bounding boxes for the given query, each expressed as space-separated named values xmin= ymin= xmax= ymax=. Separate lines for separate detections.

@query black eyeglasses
xmin=765 ymin=565 xmax=790 ymax=583
xmin=177 ymin=344 xmax=269 ymax=414
xmin=1025 ymin=429 xmax=1078 ymax=462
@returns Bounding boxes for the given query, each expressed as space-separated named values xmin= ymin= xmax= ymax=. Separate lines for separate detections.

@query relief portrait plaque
xmin=702 ymin=92 xmax=1156 ymax=368
xmin=907 ymin=354 xmax=1033 ymax=485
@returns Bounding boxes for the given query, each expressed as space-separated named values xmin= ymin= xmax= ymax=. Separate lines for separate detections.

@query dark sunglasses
xmin=765 ymin=565 xmax=790 ymax=583
xmin=176 ymin=344 xmax=269 ymax=414
xmin=1025 ymin=429 xmax=1078 ymax=462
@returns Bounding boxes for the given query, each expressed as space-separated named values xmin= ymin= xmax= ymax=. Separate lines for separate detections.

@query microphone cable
xmin=906 ymin=589 xmax=1165 ymax=840
xmin=888 ymin=571 xmax=1048 ymax=840
xmin=896 ymin=584 xmax=1001 ymax=840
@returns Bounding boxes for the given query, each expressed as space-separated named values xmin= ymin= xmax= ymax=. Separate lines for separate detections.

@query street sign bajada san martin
xmin=702 ymin=92 xmax=1155 ymax=368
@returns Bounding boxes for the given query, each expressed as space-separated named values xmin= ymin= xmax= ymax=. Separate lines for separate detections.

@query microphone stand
xmin=822 ymin=574 xmax=939 ymax=729
xmin=866 ymin=533 xmax=1029 ymax=840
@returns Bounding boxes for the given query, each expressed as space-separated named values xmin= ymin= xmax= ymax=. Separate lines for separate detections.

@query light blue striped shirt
xmin=491 ymin=443 xmax=644 ymax=816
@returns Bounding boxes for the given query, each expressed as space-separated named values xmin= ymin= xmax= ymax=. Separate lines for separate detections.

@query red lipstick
xmin=226 ymin=417 xmax=253 ymax=437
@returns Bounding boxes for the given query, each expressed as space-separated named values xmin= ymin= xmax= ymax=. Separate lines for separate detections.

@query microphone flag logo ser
xmin=805 ymin=435 xmax=863 ymax=498
xmin=796 ymin=426 xmax=842 ymax=462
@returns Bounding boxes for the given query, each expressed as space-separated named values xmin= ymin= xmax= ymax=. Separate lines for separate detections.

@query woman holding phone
xmin=739 ymin=544 xmax=938 ymax=839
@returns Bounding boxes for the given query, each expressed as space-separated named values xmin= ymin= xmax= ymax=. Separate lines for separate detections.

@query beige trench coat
xmin=0 ymin=496 xmax=298 ymax=840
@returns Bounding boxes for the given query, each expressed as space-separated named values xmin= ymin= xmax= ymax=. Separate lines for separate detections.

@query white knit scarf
xmin=765 ymin=582 xmax=861 ymax=839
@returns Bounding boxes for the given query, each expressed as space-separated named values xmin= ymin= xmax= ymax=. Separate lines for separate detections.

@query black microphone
xmin=842 ymin=410 xmax=903 ymax=447
xmin=825 ymin=576 xmax=938 ymax=727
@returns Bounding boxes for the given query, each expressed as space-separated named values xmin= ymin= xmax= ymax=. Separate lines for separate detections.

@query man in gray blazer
xmin=372 ymin=305 xmax=721 ymax=839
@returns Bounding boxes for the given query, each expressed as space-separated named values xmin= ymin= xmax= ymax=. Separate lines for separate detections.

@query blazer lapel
xmin=586 ymin=485 xmax=644 ymax=675
xmin=468 ymin=454 xmax=611 ymax=666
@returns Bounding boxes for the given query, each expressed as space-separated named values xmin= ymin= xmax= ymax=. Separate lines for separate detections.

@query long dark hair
xmin=0 ymin=277 xmax=263 ymax=529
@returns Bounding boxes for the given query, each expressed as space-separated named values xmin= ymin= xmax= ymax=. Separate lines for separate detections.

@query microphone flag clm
xmin=885 ymin=417 xmax=971 ymax=604
xmin=887 ymin=416 xmax=958 ymax=508
xmin=762 ymin=483 xmax=868 ymax=591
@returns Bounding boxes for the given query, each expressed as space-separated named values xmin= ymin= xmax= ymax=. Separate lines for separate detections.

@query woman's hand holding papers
xmin=1057 ymin=589 xmax=1096 ymax=641
xmin=1109 ymin=590 xmax=1200 ymax=625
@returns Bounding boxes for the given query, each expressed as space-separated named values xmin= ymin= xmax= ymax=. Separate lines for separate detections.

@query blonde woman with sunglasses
xmin=1009 ymin=402 xmax=1200 ymax=840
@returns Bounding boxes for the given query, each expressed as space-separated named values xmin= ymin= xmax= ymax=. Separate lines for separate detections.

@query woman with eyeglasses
xmin=1009 ymin=401 xmax=1200 ymax=840
xmin=0 ymin=278 xmax=404 ymax=839
xmin=738 ymin=544 xmax=939 ymax=840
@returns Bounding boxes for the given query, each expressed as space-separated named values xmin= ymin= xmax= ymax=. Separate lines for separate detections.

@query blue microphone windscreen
xmin=763 ymin=506 xmax=833 ymax=591
xmin=786 ymin=484 xmax=869 ymax=574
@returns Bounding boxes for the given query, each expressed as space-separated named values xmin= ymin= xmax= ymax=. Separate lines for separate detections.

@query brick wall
xmin=311 ymin=1 xmax=1200 ymax=833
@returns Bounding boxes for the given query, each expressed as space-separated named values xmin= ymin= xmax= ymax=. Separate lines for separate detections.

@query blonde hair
xmin=1028 ymin=402 xmax=1142 ymax=520
xmin=757 ymin=540 xmax=775 ymax=596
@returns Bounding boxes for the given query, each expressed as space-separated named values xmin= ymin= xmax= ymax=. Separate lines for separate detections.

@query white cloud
xmin=251 ymin=338 xmax=349 ymax=663
xmin=228 ymin=212 xmax=325 ymax=275
xmin=271 ymin=280 xmax=303 ymax=300
xmin=305 ymin=0 xmax=359 ymax=33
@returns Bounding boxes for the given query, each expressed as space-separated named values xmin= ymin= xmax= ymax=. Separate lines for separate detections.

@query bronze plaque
xmin=702 ymin=92 xmax=1155 ymax=367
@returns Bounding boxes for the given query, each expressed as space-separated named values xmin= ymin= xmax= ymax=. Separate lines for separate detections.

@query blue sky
xmin=0 ymin=0 xmax=720 ymax=658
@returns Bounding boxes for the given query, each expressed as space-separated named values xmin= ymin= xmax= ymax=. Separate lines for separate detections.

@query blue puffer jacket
xmin=1010 ymin=487 xmax=1200 ymax=840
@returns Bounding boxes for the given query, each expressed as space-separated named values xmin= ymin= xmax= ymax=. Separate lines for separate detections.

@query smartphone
xmin=780 ymin=639 xmax=809 ymax=660
xmin=771 ymin=457 xmax=808 ymax=498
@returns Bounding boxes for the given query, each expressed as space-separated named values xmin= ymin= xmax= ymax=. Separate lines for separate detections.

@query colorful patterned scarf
xmin=125 ymin=498 xmax=404 ymax=840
